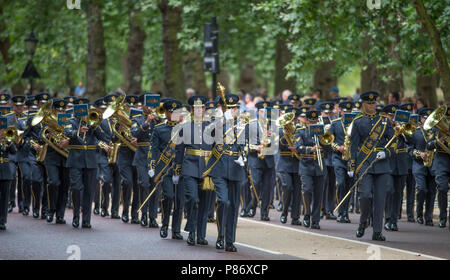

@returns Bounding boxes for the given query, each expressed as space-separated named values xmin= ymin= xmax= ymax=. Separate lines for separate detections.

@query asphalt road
xmin=0 ymin=202 xmax=448 ymax=260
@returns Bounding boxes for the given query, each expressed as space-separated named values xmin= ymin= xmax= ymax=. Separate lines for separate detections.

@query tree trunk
xmin=158 ymin=0 xmax=185 ymax=101
xmin=238 ymin=59 xmax=257 ymax=94
xmin=86 ymin=0 xmax=106 ymax=98
xmin=274 ymin=36 xmax=296 ymax=96
xmin=416 ymin=70 xmax=439 ymax=107
xmin=150 ymin=80 xmax=164 ymax=95
xmin=313 ymin=60 xmax=337 ymax=101
xmin=360 ymin=61 xmax=376 ymax=94
xmin=415 ymin=0 xmax=450 ymax=103
xmin=124 ymin=7 xmax=146 ymax=95
xmin=184 ymin=50 xmax=208 ymax=95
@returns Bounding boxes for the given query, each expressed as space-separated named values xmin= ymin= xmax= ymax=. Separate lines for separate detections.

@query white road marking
xmin=239 ymin=218 xmax=446 ymax=260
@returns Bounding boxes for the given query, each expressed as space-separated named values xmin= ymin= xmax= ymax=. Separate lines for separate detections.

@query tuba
xmin=424 ymin=105 xmax=450 ymax=154
xmin=103 ymin=94 xmax=136 ymax=152
xmin=31 ymin=100 xmax=68 ymax=160
xmin=276 ymin=112 xmax=300 ymax=160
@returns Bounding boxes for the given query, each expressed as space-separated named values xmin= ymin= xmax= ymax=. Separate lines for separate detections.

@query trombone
xmin=313 ymin=134 xmax=323 ymax=172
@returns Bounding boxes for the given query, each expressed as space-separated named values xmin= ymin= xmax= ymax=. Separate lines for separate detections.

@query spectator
xmin=353 ymin=88 xmax=361 ymax=102
xmin=312 ymin=89 xmax=322 ymax=101
xmin=329 ymin=86 xmax=339 ymax=100
xmin=281 ymin=89 xmax=292 ymax=104
xmin=186 ymin=88 xmax=195 ymax=100
xmin=388 ymin=92 xmax=400 ymax=104
xmin=416 ymin=97 xmax=426 ymax=110
xmin=75 ymin=81 xmax=86 ymax=98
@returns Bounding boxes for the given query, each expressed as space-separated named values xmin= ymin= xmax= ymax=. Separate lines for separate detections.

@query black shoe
xmin=121 ymin=215 xmax=129 ymax=223
xmin=33 ymin=211 xmax=39 ymax=219
xmin=303 ymin=216 xmax=311 ymax=228
xmin=407 ymin=216 xmax=415 ymax=223
xmin=384 ymin=222 xmax=391 ymax=231
xmin=160 ymin=225 xmax=168 ymax=238
xmin=280 ymin=215 xmax=287 ymax=224
xmin=82 ymin=221 xmax=92 ymax=229
xmin=111 ymin=211 xmax=120 ymax=219
xmin=8 ymin=202 xmax=13 ymax=213
xmin=276 ymin=203 xmax=283 ymax=212
xmin=56 ymin=217 xmax=66 ymax=224
xmin=225 ymin=242 xmax=237 ymax=252
xmin=46 ymin=213 xmax=54 ymax=223
xmin=291 ymin=219 xmax=301 ymax=226
xmin=240 ymin=209 xmax=247 ymax=217
xmin=23 ymin=208 xmax=29 ymax=216
xmin=425 ymin=219 xmax=434 ymax=226
xmin=93 ymin=208 xmax=100 ymax=215
xmin=417 ymin=216 xmax=424 ymax=225
xmin=261 ymin=215 xmax=270 ymax=221
xmin=311 ymin=222 xmax=320 ymax=230
xmin=197 ymin=238 xmax=208 ymax=245
xmin=320 ymin=210 xmax=325 ymax=219
xmin=343 ymin=215 xmax=351 ymax=223
xmin=187 ymin=232 xmax=196 ymax=246
xmin=0 ymin=223 xmax=5 ymax=230
xmin=337 ymin=215 xmax=344 ymax=223
xmin=247 ymin=208 xmax=255 ymax=218
xmin=72 ymin=216 xmax=80 ymax=228
xmin=18 ymin=206 xmax=24 ymax=213
xmin=216 ymin=236 xmax=224 ymax=250
xmin=172 ymin=232 xmax=183 ymax=240
xmin=269 ymin=203 xmax=275 ymax=209
xmin=439 ymin=219 xmax=447 ymax=228
xmin=390 ymin=223 xmax=398 ymax=231
xmin=101 ymin=209 xmax=109 ymax=217
xmin=207 ymin=216 xmax=216 ymax=223
xmin=131 ymin=217 xmax=140 ymax=224
xmin=355 ymin=208 xmax=360 ymax=214
xmin=326 ymin=212 xmax=337 ymax=220
xmin=372 ymin=232 xmax=386 ymax=241
xmin=149 ymin=218 xmax=159 ymax=228
xmin=140 ymin=215 xmax=148 ymax=227
xmin=356 ymin=222 xmax=368 ymax=238
xmin=349 ymin=205 xmax=354 ymax=213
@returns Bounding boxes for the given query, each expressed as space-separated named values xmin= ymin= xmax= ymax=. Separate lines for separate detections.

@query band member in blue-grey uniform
xmin=349 ymin=91 xmax=395 ymax=241
xmin=131 ymin=93 xmax=159 ymax=227
xmin=64 ymin=98 xmax=102 ymax=228
xmin=426 ymin=106 xmax=450 ymax=229
xmin=205 ymin=93 xmax=248 ymax=252
xmin=383 ymin=104 xmax=408 ymax=232
xmin=174 ymin=95 xmax=212 ymax=246
xmin=7 ymin=95 xmax=26 ymax=213
xmin=407 ymin=107 xmax=436 ymax=226
xmin=0 ymin=127 xmax=17 ymax=230
xmin=279 ymin=107 xmax=302 ymax=225
xmin=43 ymin=99 xmax=71 ymax=224
xmin=247 ymin=101 xmax=276 ymax=221
xmin=294 ymin=110 xmax=326 ymax=229
xmin=399 ymin=103 xmax=416 ymax=222
xmin=319 ymin=102 xmax=337 ymax=220
xmin=329 ymin=101 xmax=354 ymax=223
xmin=204 ymin=101 xmax=218 ymax=223
xmin=148 ymin=99 xmax=184 ymax=240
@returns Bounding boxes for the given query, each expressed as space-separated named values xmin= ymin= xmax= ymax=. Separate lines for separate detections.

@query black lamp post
xmin=21 ymin=32 xmax=40 ymax=96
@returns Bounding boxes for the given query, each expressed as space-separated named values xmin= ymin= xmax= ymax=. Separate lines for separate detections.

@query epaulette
xmin=3 ymin=112 xmax=14 ymax=117
xmin=132 ymin=114 xmax=143 ymax=118
xmin=18 ymin=116 xmax=28 ymax=120
xmin=353 ymin=112 xmax=364 ymax=121
xmin=155 ymin=121 xmax=165 ymax=128
xmin=332 ymin=117 xmax=341 ymax=122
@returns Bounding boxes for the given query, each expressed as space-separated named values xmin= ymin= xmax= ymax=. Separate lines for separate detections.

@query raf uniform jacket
xmin=426 ymin=127 xmax=450 ymax=174
xmin=389 ymin=134 xmax=409 ymax=176
xmin=329 ymin=117 xmax=348 ymax=170
xmin=23 ymin=112 xmax=44 ymax=161
xmin=247 ymin=119 xmax=275 ymax=169
xmin=40 ymin=122 xmax=66 ymax=167
xmin=149 ymin=120 xmax=178 ymax=178
xmin=15 ymin=114 xmax=29 ymax=163
xmin=175 ymin=119 xmax=212 ymax=179
xmin=131 ymin=114 xmax=157 ymax=167
xmin=206 ymin=117 xmax=248 ymax=182
xmin=294 ymin=126 xmax=326 ymax=176
xmin=350 ymin=113 xmax=395 ymax=175
xmin=277 ymin=127 xmax=299 ymax=174
xmin=96 ymin=118 xmax=114 ymax=165
xmin=0 ymin=142 xmax=17 ymax=180
xmin=64 ymin=118 xmax=101 ymax=169
xmin=406 ymin=127 xmax=434 ymax=176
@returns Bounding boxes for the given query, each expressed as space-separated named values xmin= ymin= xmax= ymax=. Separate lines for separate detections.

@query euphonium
xmin=103 ymin=94 xmax=136 ymax=152
xmin=276 ymin=112 xmax=300 ymax=160
xmin=424 ymin=105 xmax=450 ymax=154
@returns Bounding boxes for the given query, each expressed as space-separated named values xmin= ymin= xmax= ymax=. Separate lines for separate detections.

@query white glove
xmin=148 ymin=169 xmax=155 ymax=178
xmin=347 ymin=171 xmax=354 ymax=178
xmin=224 ymin=109 xmax=233 ymax=120
xmin=234 ymin=155 xmax=245 ymax=167
xmin=376 ymin=151 xmax=386 ymax=160
xmin=172 ymin=175 xmax=180 ymax=185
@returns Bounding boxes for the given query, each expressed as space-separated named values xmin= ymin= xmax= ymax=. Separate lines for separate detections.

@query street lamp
xmin=21 ymin=32 xmax=40 ymax=96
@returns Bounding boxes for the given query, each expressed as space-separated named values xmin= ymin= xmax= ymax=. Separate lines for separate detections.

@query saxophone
xmin=107 ymin=142 xmax=121 ymax=164
xmin=423 ymin=149 xmax=434 ymax=167
xmin=342 ymin=121 xmax=353 ymax=161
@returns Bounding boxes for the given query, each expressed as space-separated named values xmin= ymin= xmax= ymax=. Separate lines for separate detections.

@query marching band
xmin=0 ymin=86 xmax=449 ymax=252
